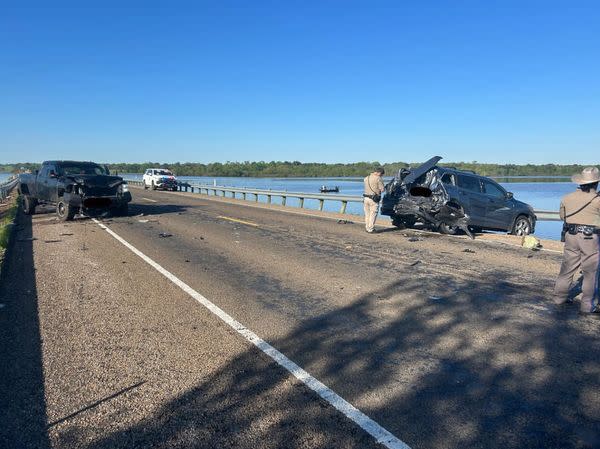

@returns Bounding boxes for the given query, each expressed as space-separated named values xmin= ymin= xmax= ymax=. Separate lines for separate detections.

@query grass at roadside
xmin=0 ymin=193 xmax=19 ymax=250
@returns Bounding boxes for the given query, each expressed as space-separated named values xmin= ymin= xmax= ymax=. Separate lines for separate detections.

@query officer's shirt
xmin=364 ymin=174 xmax=384 ymax=195
xmin=559 ymin=189 xmax=600 ymax=226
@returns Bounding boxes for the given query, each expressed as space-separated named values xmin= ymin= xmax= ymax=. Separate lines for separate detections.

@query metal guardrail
xmin=126 ymin=180 xmax=562 ymax=221
xmin=0 ymin=177 xmax=19 ymax=202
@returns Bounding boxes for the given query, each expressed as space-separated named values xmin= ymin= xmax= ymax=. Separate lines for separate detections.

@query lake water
xmin=120 ymin=173 xmax=577 ymax=241
xmin=1 ymin=171 xmax=578 ymax=240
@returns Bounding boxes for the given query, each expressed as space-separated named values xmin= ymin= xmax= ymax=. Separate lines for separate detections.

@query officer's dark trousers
xmin=554 ymin=232 xmax=600 ymax=312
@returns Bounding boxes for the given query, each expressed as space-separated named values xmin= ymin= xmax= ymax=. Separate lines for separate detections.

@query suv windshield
xmin=58 ymin=163 xmax=107 ymax=176
xmin=157 ymin=170 xmax=173 ymax=176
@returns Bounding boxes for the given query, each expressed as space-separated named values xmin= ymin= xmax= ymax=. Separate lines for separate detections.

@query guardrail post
xmin=222 ymin=190 xmax=226 ymax=197
xmin=282 ymin=196 xmax=286 ymax=206
xmin=232 ymin=191 xmax=236 ymax=199
xmin=254 ymin=194 xmax=258 ymax=202
xmin=299 ymin=198 xmax=304 ymax=208
xmin=212 ymin=189 xmax=217 ymax=196
xmin=242 ymin=192 xmax=246 ymax=200
xmin=319 ymin=199 xmax=324 ymax=211
xmin=267 ymin=195 xmax=272 ymax=204
xmin=340 ymin=201 xmax=347 ymax=214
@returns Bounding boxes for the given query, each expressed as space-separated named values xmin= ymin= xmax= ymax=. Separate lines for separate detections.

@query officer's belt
xmin=566 ymin=224 xmax=600 ymax=235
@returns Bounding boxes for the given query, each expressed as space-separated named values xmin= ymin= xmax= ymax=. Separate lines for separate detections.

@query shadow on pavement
xmin=0 ymin=211 xmax=52 ymax=449
xmin=58 ymin=264 xmax=599 ymax=449
xmin=127 ymin=202 xmax=190 ymax=217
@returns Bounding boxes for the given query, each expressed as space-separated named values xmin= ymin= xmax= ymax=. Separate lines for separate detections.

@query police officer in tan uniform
xmin=363 ymin=167 xmax=385 ymax=233
xmin=554 ymin=167 xmax=600 ymax=318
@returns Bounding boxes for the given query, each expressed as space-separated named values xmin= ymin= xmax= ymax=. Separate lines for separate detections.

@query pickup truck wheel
xmin=56 ymin=200 xmax=75 ymax=221
xmin=151 ymin=181 xmax=157 ymax=190
xmin=511 ymin=215 xmax=532 ymax=236
xmin=143 ymin=182 xmax=148 ymax=190
xmin=22 ymin=195 xmax=37 ymax=215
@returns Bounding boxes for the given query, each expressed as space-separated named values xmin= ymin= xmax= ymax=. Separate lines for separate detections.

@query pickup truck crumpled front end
xmin=64 ymin=176 xmax=132 ymax=211
xmin=381 ymin=164 xmax=473 ymax=238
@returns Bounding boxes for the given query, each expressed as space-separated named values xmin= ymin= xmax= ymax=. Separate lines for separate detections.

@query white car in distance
xmin=143 ymin=168 xmax=178 ymax=191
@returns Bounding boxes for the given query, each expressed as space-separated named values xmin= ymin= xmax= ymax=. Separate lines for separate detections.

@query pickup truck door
xmin=36 ymin=166 xmax=49 ymax=200
xmin=41 ymin=164 xmax=59 ymax=203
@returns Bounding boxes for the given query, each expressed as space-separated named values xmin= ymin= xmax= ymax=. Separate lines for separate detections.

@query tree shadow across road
xmin=57 ymin=265 xmax=600 ymax=449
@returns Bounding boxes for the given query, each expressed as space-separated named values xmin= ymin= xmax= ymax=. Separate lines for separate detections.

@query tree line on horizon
xmin=1 ymin=161 xmax=597 ymax=178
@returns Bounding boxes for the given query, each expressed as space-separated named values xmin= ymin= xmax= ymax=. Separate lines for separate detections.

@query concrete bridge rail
xmin=126 ymin=180 xmax=561 ymax=221
xmin=0 ymin=177 xmax=19 ymax=202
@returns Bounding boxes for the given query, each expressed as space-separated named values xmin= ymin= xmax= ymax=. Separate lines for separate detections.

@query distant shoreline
xmin=0 ymin=161 xmax=595 ymax=178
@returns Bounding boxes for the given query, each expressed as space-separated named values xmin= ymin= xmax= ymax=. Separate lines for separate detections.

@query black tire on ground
xmin=22 ymin=195 xmax=37 ymax=215
xmin=511 ymin=215 xmax=532 ymax=236
xmin=144 ymin=182 xmax=148 ymax=190
xmin=56 ymin=199 xmax=75 ymax=221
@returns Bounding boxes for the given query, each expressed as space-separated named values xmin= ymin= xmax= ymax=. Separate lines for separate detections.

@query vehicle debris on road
xmin=158 ymin=232 xmax=173 ymax=238
xmin=522 ymin=235 xmax=542 ymax=250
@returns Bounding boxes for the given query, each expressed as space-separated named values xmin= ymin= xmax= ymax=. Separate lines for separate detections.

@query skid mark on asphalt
xmin=92 ymin=218 xmax=410 ymax=449
xmin=217 ymin=216 xmax=260 ymax=227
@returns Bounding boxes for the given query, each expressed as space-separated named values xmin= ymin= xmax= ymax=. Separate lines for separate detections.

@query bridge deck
xmin=1 ymin=188 xmax=597 ymax=449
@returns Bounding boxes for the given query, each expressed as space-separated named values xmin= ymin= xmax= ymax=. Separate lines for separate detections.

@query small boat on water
xmin=320 ymin=185 xmax=340 ymax=193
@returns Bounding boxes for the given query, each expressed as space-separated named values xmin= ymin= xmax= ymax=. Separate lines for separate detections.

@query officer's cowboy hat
xmin=572 ymin=166 xmax=600 ymax=185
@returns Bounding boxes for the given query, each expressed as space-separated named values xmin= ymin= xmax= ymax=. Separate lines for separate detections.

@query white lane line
xmin=141 ymin=197 xmax=158 ymax=203
xmin=92 ymin=218 xmax=410 ymax=449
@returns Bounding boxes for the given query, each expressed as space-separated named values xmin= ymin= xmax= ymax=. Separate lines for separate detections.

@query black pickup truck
xmin=18 ymin=160 xmax=132 ymax=221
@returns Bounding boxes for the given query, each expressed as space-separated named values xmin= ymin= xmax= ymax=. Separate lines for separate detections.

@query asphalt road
xmin=1 ymin=187 xmax=599 ymax=449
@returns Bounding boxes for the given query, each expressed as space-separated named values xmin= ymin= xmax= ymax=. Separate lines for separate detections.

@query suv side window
xmin=457 ymin=175 xmax=481 ymax=193
xmin=482 ymin=180 xmax=506 ymax=199
xmin=441 ymin=173 xmax=455 ymax=186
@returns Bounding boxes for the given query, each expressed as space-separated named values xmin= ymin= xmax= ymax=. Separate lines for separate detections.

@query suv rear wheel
xmin=439 ymin=222 xmax=459 ymax=235
xmin=511 ymin=215 xmax=532 ymax=236
xmin=438 ymin=205 xmax=464 ymax=235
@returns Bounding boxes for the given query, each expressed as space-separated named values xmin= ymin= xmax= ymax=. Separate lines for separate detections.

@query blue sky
xmin=1 ymin=1 xmax=598 ymax=164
